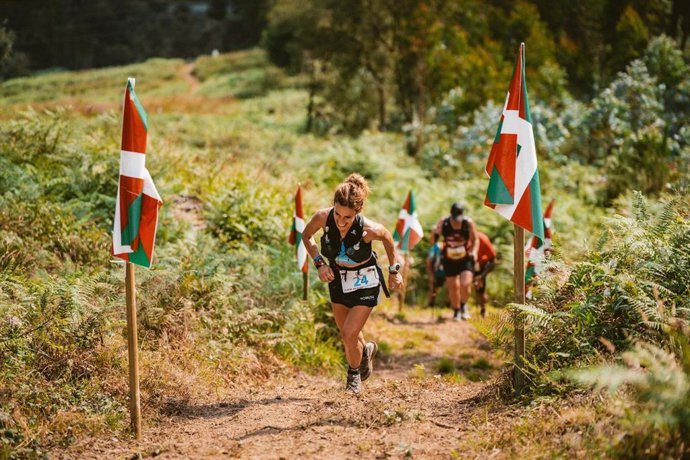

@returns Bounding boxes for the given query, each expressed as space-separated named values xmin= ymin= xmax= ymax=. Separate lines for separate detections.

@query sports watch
xmin=388 ymin=263 xmax=401 ymax=274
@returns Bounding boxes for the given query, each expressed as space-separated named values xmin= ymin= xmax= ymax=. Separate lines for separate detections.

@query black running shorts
xmin=443 ymin=256 xmax=474 ymax=277
xmin=328 ymin=259 xmax=383 ymax=308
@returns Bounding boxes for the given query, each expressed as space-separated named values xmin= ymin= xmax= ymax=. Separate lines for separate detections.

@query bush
xmin=491 ymin=193 xmax=690 ymax=394
xmin=572 ymin=325 xmax=690 ymax=457
xmin=206 ymin=178 xmax=287 ymax=248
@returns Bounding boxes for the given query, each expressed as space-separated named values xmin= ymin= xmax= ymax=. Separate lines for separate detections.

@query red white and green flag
xmin=484 ymin=43 xmax=544 ymax=242
xmin=288 ymin=186 xmax=308 ymax=273
xmin=393 ymin=190 xmax=423 ymax=252
xmin=112 ymin=78 xmax=163 ymax=269
xmin=525 ymin=199 xmax=554 ymax=298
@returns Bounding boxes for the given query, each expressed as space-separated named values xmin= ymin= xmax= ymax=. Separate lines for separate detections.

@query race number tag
xmin=340 ymin=266 xmax=380 ymax=293
xmin=446 ymin=245 xmax=467 ymax=260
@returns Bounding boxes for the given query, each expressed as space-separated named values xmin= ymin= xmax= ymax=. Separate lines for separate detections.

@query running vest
xmin=320 ymin=208 xmax=373 ymax=265
xmin=441 ymin=217 xmax=472 ymax=258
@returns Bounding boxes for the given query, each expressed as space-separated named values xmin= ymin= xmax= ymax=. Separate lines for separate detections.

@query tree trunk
xmin=306 ymin=64 xmax=316 ymax=133
xmin=377 ymin=84 xmax=387 ymax=132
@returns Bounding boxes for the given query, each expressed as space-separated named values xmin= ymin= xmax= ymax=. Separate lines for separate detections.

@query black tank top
xmin=320 ymin=208 xmax=373 ymax=266
xmin=441 ymin=217 xmax=471 ymax=254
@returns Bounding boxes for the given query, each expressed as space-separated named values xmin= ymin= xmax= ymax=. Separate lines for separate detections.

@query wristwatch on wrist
xmin=388 ymin=263 xmax=401 ymax=274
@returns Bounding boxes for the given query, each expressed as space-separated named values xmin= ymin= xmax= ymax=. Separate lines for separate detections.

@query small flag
xmin=112 ymin=78 xmax=163 ymax=268
xmin=288 ymin=186 xmax=308 ymax=273
xmin=525 ymin=200 xmax=555 ymax=298
xmin=484 ymin=43 xmax=544 ymax=242
xmin=393 ymin=190 xmax=424 ymax=252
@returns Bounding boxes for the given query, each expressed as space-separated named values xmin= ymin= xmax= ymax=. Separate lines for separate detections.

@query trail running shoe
xmin=453 ymin=309 xmax=461 ymax=321
xmin=480 ymin=306 xmax=486 ymax=318
xmin=345 ymin=369 xmax=362 ymax=394
xmin=460 ymin=304 xmax=471 ymax=320
xmin=359 ymin=341 xmax=378 ymax=382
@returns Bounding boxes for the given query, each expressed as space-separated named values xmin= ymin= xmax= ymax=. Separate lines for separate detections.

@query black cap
xmin=450 ymin=202 xmax=465 ymax=221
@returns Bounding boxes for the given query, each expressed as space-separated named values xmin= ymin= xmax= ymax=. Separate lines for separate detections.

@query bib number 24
xmin=340 ymin=267 xmax=379 ymax=293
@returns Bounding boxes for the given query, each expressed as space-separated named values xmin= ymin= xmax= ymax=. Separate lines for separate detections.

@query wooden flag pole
xmin=303 ymin=270 xmax=309 ymax=301
xmin=513 ymin=224 xmax=526 ymax=394
xmin=125 ymin=262 xmax=142 ymax=440
xmin=399 ymin=252 xmax=411 ymax=311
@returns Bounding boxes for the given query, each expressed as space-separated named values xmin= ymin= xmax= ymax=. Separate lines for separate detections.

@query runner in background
xmin=473 ymin=232 xmax=496 ymax=318
xmin=425 ymin=233 xmax=445 ymax=307
xmin=432 ymin=202 xmax=479 ymax=321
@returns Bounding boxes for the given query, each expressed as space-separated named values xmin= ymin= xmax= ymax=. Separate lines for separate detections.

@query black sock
xmin=348 ymin=366 xmax=360 ymax=375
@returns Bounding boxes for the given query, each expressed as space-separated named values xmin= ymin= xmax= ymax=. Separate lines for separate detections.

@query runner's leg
xmin=340 ymin=305 xmax=373 ymax=368
xmin=459 ymin=270 xmax=473 ymax=305
xmin=332 ymin=303 xmax=370 ymax=368
xmin=446 ymin=275 xmax=460 ymax=312
xmin=332 ymin=303 xmax=365 ymax=349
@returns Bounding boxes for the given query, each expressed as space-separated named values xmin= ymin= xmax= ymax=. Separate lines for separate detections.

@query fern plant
xmin=571 ymin=323 xmax=690 ymax=457
xmin=488 ymin=192 xmax=690 ymax=394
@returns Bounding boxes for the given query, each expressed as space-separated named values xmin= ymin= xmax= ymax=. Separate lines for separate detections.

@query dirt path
xmin=178 ymin=62 xmax=201 ymax=93
xmin=55 ymin=306 xmax=502 ymax=459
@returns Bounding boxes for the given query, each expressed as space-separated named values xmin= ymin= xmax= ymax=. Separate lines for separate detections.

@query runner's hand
xmin=389 ymin=272 xmax=403 ymax=291
xmin=317 ymin=265 xmax=334 ymax=283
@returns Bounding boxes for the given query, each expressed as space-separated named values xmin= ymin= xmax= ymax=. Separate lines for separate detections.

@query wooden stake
xmin=302 ymin=270 xmax=309 ymax=301
xmin=513 ymin=225 xmax=526 ymax=395
xmin=399 ymin=252 xmax=411 ymax=311
xmin=125 ymin=262 xmax=142 ymax=440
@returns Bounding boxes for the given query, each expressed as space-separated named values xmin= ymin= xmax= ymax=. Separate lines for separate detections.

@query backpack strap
xmin=342 ymin=214 xmax=364 ymax=248
xmin=441 ymin=217 xmax=451 ymax=238
xmin=460 ymin=217 xmax=470 ymax=241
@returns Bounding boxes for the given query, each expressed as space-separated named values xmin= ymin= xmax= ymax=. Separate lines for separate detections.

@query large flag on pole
xmin=288 ymin=186 xmax=308 ymax=273
xmin=393 ymin=190 xmax=424 ymax=252
xmin=112 ymin=78 xmax=163 ymax=268
xmin=484 ymin=43 xmax=544 ymax=242
xmin=525 ymin=200 xmax=555 ymax=298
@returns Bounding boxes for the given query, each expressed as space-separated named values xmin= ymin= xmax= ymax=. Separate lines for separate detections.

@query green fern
xmin=492 ymin=193 xmax=690 ymax=396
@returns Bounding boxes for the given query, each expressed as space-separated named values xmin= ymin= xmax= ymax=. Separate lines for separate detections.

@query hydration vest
xmin=442 ymin=216 xmax=470 ymax=241
xmin=441 ymin=216 xmax=472 ymax=256
xmin=320 ymin=208 xmax=373 ymax=265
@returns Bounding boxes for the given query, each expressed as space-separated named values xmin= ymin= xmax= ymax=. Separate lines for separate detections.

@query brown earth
xmin=52 ymin=304 xmax=513 ymax=459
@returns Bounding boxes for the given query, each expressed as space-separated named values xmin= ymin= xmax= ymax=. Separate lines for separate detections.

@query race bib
xmin=340 ymin=266 xmax=380 ymax=293
xmin=446 ymin=245 xmax=467 ymax=260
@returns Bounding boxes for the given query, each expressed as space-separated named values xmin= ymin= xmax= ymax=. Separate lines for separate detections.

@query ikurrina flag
xmin=288 ymin=186 xmax=308 ymax=273
xmin=525 ymin=199 xmax=554 ymax=299
xmin=484 ymin=43 xmax=544 ymax=242
xmin=112 ymin=78 xmax=163 ymax=269
xmin=393 ymin=190 xmax=424 ymax=252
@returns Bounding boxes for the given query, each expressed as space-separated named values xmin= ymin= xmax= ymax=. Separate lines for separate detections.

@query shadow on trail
xmin=235 ymin=417 xmax=355 ymax=441
xmin=163 ymin=396 xmax=313 ymax=419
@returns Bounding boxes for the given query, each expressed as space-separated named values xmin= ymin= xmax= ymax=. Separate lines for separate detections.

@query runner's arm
xmin=468 ymin=218 xmax=480 ymax=260
xmin=302 ymin=208 xmax=334 ymax=282
xmin=476 ymin=258 xmax=496 ymax=279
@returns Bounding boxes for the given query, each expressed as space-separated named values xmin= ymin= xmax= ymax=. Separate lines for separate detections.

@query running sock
xmin=348 ymin=366 xmax=360 ymax=375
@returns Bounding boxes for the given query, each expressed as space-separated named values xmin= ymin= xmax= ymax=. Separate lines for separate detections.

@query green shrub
xmin=491 ymin=193 xmax=690 ymax=394
xmin=0 ymin=197 xmax=110 ymax=274
xmin=206 ymin=178 xmax=287 ymax=248
xmin=572 ymin=325 xmax=690 ymax=457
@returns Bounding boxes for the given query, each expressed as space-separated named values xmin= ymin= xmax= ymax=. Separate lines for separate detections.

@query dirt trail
xmin=179 ymin=62 xmax=201 ymax=93
xmin=55 ymin=306 xmax=502 ymax=459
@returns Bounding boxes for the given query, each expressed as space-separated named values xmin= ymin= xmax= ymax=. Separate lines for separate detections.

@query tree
xmin=0 ymin=24 xmax=14 ymax=72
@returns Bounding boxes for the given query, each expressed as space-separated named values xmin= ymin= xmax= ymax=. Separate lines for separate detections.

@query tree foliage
xmin=0 ymin=0 xmax=270 ymax=73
